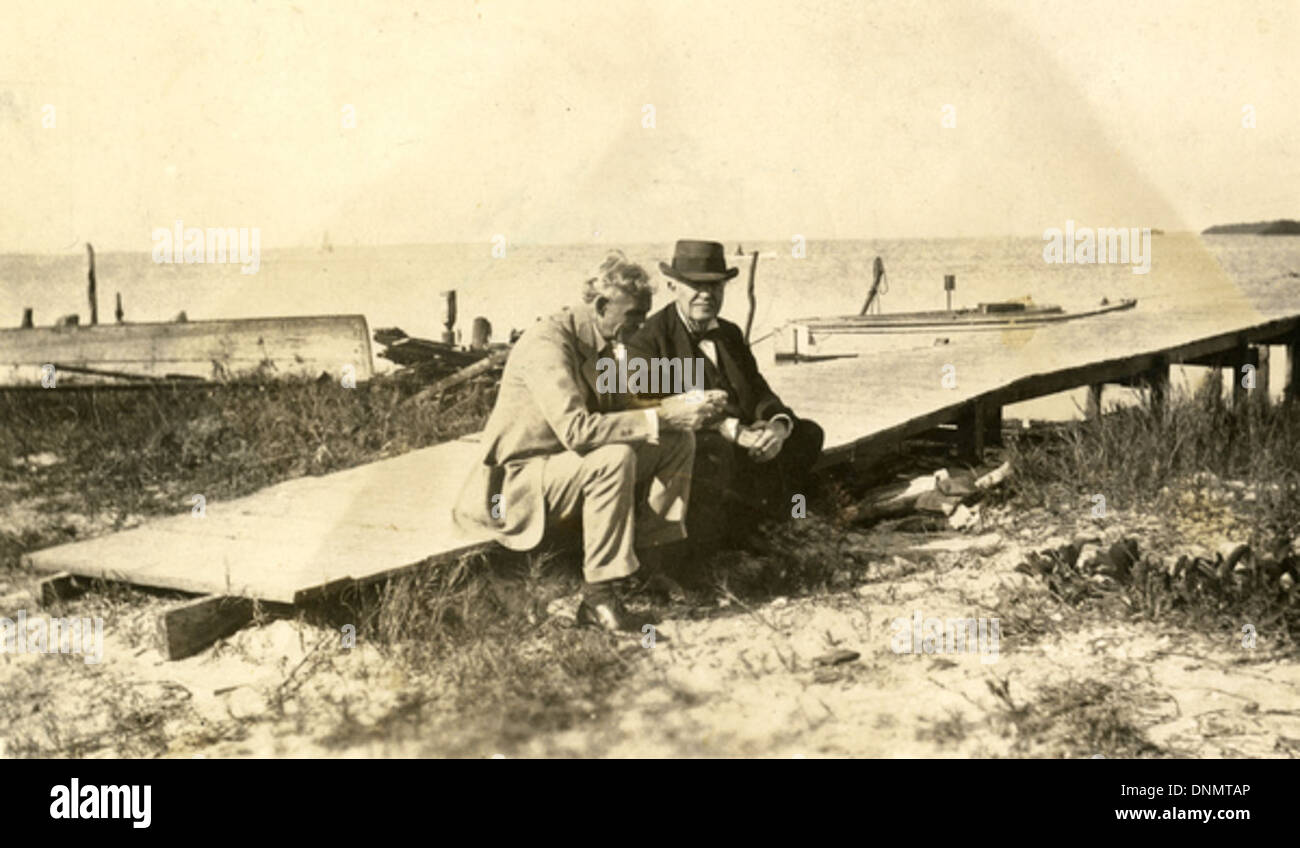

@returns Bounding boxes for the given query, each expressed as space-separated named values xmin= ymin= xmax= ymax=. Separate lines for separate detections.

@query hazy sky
xmin=2 ymin=0 xmax=1297 ymax=251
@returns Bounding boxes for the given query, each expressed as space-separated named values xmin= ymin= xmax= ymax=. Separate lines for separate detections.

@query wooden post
xmin=944 ymin=274 xmax=955 ymax=312
xmin=470 ymin=316 xmax=492 ymax=350
xmin=1287 ymin=331 xmax=1300 ymax=403
xmin=981 ymin=402 xmax=1003 ymax=447
xmin=115 ymin=292 xmax=124 ymax=323
xmin=1147 ymin=356 xmax=1169 ymax=418
xmin=1254 ymin=345 xmax=1270 ymax=406
xmin=860 ymin=256 xmax=886 ymax=316
xmin=743 ymin=251 xmax=759 ymax=343
xmin=21 ymin=308 xmax=33 ymax=329
xmin=86 ymin=243 xmax=98 ymax=326
xmin=440 ymin=290 xmax=457 ymax=345
xmin=956 ymin=400 xmax=985 ymax=462
xmin=1085 ymin=383 xmax=1103 ymax=419
xmin=1231 ymin=346 xmax=1256 ymax=409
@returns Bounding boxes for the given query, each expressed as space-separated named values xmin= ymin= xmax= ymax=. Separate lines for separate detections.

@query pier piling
xmin=440 ymin=290 xmax=457 ymax=345
xmin=470 ymin=316 xmax=491 ymax=350
xmin=1287 ymin=332 xmax=1300 ymax=403
xmin=1086 ymin=383 xmax=1104 ymax=419
xmin=86 ymin=243 xmax=98 ymax=326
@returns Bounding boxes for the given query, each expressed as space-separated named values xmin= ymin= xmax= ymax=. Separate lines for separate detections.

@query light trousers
xmin=540 ymin=429 xmax=694 ymax=583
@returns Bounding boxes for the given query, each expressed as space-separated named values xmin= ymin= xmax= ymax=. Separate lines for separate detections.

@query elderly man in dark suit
xmin=626 ymin=240 xmax=824 ymax=548
xmin=452 ymin=251 xmax=727 ymax=631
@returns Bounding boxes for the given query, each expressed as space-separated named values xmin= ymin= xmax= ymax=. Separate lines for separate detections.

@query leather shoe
xmin=576 ymin=582 xmax=640 ymax=633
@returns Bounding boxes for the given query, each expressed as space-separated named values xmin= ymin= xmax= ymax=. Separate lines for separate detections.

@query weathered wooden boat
xmin=774 ymin=298 xmax=1137 ymax=361
xmin=0 ymin=314 xmax=374 ymax=386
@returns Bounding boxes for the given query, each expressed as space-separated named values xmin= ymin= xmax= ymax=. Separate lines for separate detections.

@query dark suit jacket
xmin=626 ymin=303 xmax=793 ymax=425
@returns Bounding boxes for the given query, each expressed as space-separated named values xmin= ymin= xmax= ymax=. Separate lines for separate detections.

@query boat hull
xmin=773 ymin=299 xmax=1136 ymax=361
xmin=0 ymin=315 xmax=374 ymax=386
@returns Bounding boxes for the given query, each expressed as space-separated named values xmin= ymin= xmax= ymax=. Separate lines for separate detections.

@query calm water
xmin=5 ymin=235 xmax=1300 ymax=417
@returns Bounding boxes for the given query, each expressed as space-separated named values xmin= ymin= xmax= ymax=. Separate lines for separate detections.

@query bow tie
xmin=687 ymin=324 xmax=725 ymax=345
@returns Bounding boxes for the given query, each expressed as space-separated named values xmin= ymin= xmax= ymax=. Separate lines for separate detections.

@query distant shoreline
xmin=1202 ymin=219 xmax=1300 ymax=235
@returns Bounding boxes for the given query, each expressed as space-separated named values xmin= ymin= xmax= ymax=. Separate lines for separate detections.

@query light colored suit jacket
xmin=451 ymin=306 xmax=655 ymax=550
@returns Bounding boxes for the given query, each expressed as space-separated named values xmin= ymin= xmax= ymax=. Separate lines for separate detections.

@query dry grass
xmin=6 ymin=369 xmax=1300 ymax=756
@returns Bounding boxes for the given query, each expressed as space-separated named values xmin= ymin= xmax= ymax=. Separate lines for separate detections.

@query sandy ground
xmin=4 ymin=486 xmax=1298 ymax=758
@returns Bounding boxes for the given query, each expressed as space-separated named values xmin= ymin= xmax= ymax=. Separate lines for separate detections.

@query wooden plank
xmin=155 ymin=596 xmax=261 ymax=660
xmin=0 ymin=315 xmax=373 ymax=385
xmin=23 ymin=436 xmax=494 ymax=603
xmin=38 ymin=572 xmax=90 ymax=606
xmin=770 ymin=310 xmax=1300 ymax=466
xmin=407 ymin=348 xmax=508 ymax=404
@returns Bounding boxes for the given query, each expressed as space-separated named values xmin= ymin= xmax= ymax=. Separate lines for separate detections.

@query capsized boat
xmin=0 ymin=314 xmax=374 ymax=386
xmin=774 ymin=297 xmax=1137 ymax=361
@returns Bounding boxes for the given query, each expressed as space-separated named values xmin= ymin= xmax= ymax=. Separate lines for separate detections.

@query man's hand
xmin=657 ymin=389 xmax=728 ymax=431
xmin=737 ymin=419 xmax=788 ymax=462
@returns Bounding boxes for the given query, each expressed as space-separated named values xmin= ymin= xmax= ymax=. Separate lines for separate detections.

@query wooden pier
xmin=22 ymin=300 xmax=1300 ymax=657
xmin=764 ymin=302 xmax=1300 ymax=468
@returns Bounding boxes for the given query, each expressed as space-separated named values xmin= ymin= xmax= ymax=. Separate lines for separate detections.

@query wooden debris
xmin=906 ymin=532 xmax=1002 ymax=555
xmin=373 ymin=325 xmax=510 ymax=388
xmin=38 ymin=572 xmax=89 ymax=606
xmin=406 ymin=348 xmax=510 ymax=404
xmin=847 ymin=461 xmax=1013 ymax=525
xmin=155 ymin=595 xmax=260 ymax=660
xmin=814 ymin=649 xmax=860 ymax=666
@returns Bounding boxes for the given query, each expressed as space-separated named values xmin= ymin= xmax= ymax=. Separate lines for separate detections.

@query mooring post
xmin=21 ymin=307 xmax=33 ymax=329
xmin=470 ymin=316 xmax=491 ymax=350
xmin=86 ymin=242 xmax=98 ymax=326
xmin=115 ymin=292 xmax=124 ymax=324
xmin=440 ymin=289 xmax=457 ymax=345
xmin=1085 ymin=383 xmax=1104 ymax=419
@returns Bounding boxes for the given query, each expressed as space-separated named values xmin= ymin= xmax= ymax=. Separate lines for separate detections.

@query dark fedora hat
xmin=659 ymin=240 xmax=739 ymax=284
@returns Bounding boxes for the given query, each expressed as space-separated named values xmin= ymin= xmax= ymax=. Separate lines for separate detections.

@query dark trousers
xmin=687 ymin=419 xmax=825 ymax=550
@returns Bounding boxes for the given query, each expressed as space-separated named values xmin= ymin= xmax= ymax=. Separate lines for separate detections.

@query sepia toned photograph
xmin=1 ymin=0 xmax=1296 ymax=784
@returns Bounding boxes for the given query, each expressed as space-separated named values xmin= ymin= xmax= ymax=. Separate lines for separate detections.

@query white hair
xmin=581 ymin=251 xmax=654 ymax=303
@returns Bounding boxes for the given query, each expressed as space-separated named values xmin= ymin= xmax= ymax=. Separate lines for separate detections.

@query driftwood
xmin=374 ymin=323 xmax=510 ymax=395
xmin=405 ymin=348 xmax=508 ymax=404
xmin=848 ymin=461 xmax=1012 ymax=524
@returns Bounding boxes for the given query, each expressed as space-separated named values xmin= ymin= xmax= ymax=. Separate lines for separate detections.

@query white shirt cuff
xmin=716 ymin=417 xmax=741 ymax=442
xmin=770 ymin=413 xmax=794 ymax=438
xmin=644 ymin=409 xmax=659 ymax=444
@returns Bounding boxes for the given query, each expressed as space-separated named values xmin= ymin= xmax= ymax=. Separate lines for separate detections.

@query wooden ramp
xmin=763 ymin=303 xmax=1300 ymax=467
xmin=23 ymin=436 xmax=492 ymax=605
xmin=21 ymin=297 xmax=1300 ymax=656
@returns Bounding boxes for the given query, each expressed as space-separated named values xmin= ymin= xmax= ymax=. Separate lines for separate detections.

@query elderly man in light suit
xmin=452 ymin=252 xmax=726 ymax=631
